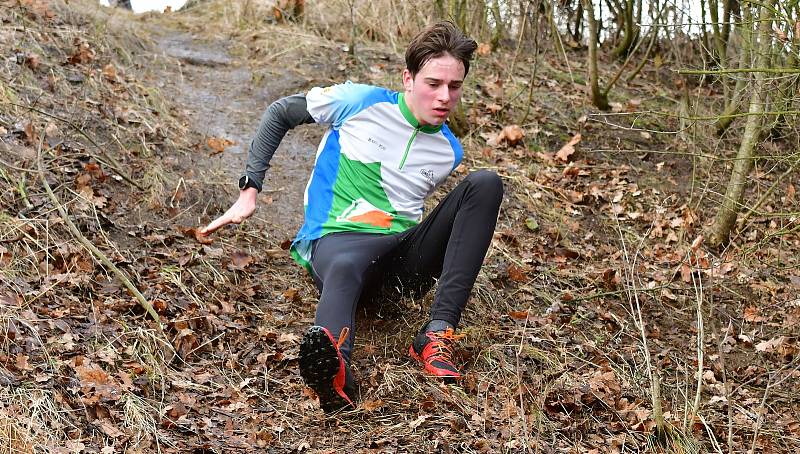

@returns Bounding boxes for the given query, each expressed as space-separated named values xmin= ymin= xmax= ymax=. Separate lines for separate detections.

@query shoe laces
xmin=336 ymin=327 xmax=349 ymax=350
xmin=424 ymin=328 xmax=465 ymax=363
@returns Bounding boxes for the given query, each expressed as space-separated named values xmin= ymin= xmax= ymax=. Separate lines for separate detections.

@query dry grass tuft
xmin=122 ymin=393 xmax=171 ymax=449
xmin=0 ymin=413 xmax=34 ymax=454
xmin=0 ymin=388 xmax=74 ymax=453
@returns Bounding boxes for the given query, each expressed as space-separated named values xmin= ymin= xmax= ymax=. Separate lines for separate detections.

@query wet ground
xmin=150 ymin=31 xmax=317 ymax=239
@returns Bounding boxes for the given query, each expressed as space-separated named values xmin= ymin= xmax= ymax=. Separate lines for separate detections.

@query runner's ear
xmin=402 ymin=69 xmax=414 ymax=92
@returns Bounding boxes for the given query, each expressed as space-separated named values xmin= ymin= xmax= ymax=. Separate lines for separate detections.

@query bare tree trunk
xmin=721 ymin=0 xmax=734 ymax=44
xmin=546 ymin=0 xmax=565 ymax=56
xmin=607 ymin=0 xmax=624 ymax=43
xmin=490 ymin=0 xmax=506 ymax=49
xmin=635 ymin=0 xmax=642 ymax=24
xmin=700 ymin=0 xmax=711 ymax=54
xmin=572 ymin=0 xmax=584 ymax=42
xmin=709 ymin=0 xmax=727 ymax=60
xmin=347 ymin=0 xmax=356 ymax=56
xmin=434 ymin=0 xmax=445 ymax=18
xmin=612 ymin=0 xmax=638 ymax=58
xmin=768 ymin=18 xmax=799 ymax=136
xmin=444 ymin=0 xmax=470 ymax=136
xmin=709 ymin=0 xmax=732 ymax=103
xmin=626 ymin=2 xmax=666 ymax=82
xmin=468 ymin=0 xmax=489 ymax=42
xmin=714 ymin=4 xmax=753 ymax=135
xmin=708 ymin=0 xmax=774 ymax=248
xmin=449 ymin=0 xmax=468 ymax=35
xmin=583 ymin=0 xmax=610 ymax=110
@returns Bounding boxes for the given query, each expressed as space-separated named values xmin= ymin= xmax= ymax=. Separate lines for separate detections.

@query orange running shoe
xmin=409 ymin=327 xmax=465 ymax=381
xmin=299 ymin=326 xmax=357 ymax=413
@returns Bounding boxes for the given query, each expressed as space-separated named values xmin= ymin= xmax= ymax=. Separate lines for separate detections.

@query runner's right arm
xmin=200 ymin=94 xmax=315 ymax=235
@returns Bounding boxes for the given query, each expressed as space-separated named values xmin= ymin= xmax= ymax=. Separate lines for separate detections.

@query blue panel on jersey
xmin=324 ymin=83 xmax=398 ymax=128
xmin=296 ymin=130 xmax=342 ymax=241
xmin=442 ymin=125 xmax=463 ymax=171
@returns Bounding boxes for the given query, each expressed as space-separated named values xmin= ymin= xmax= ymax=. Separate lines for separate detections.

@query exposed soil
xmin=148 ymin=29 xmax=318 ymax=239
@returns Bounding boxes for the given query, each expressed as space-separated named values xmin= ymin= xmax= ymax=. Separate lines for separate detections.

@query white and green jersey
xmin=290 ymin=82 xmax=464 ymax=271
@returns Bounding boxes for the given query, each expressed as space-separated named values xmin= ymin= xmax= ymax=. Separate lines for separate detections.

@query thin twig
xmin=749 ymin=371 xmax=772 ymax=453
xmin=738 ymin=159 xmax=800 ymax=227
xmin=613 ymin=205 xmax=666 ymax=436
xmin=687 ymin=248 xmax=704 ymax=426
xmin=8 ymin=101 xmax=145 ymax=190
xmin=678 ymin=67 xmax=800 ymax=75
xmin=718 ymin=320 xmax=734 ymax=454
xmin=35 ymin=135 xmax=165 ymax=333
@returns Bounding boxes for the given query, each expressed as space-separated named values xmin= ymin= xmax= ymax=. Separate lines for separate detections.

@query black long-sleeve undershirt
xmin=244 ymin=93 xmax=315 ymax=192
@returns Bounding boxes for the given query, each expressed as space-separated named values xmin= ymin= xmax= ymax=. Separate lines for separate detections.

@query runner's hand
xmin=200 ymin=187 xmax=258 ymax=235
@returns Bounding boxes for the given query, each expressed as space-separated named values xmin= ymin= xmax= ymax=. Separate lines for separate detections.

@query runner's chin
xmin=428 ymin=113 xmax=448 ymax=125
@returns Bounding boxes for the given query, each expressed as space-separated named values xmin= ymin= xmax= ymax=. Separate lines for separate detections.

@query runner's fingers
xmin=200 ymin=215 xmax=230 ymax=235
xmin=200 ymin=202 xmax=253 ymax=235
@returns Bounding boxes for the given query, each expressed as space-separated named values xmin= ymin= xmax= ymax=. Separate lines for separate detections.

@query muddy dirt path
xmin=150 ymin=30 xmax=316 ymax=240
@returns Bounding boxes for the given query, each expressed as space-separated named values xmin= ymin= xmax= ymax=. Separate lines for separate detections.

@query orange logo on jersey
xmin=337 ymin=198 xmax=394 ymax=228
xmin=348 ymin=210 xmax=393 ymax=228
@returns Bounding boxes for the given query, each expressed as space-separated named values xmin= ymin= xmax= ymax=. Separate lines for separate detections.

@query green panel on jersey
xmin=321 ymin=155 xmax=417 ymax=235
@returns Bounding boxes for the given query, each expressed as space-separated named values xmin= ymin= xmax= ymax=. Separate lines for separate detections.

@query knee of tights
xmin=467 ymin=170 xmax=504 ymax=199
xmin=318 ymin=257 xmax=369 ymax=282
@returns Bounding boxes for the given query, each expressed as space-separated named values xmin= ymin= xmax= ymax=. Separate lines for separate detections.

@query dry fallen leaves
xmin=486 ymin=103 xmax=502 ymax=114
xmin=19 ymin=0 xmax=55 ymax=19
xmin=507 ymin=264 xmax=528 ymax=282
xmin=362 ymin=399 xmax=384 ymax=412
xmin=23 ymin=52 xmax=40 ymax=70
xmin=68 ymin=38 xmax=95 ymax=65
xmin=409 ymin=414 xmax=429 ymax=429
xmin=773 ymin=25 xmax=788 ymax=42
xmin=283 ymin=288 xmax=302 ymax=303
xmin=229 ymin=251 xmax=253 ymax=270
xmin=177 ymin=226 xmax=214 ymax=244
xmin=23 ymin=121 xmax=37 ymax=145
xmin=483 ymin=79 xmax=504 ymax=100
xmin=487 ymin=124 xmax=524 ymax=147
xmin=101 ymin=63 xmax=117 ymax=82
xmin=207 ymin=137 xmax=235 ymax=155
xmin=278 ymin=332 xmax=300 ymax=344
xmin=743 ymin=306 xmax=766 ymax=323
xmin=755 ymin=336 xmax=786 ymax=353
xmin=556 ymin=133 xmax=581 ymax=162
xmin=0 ymin=246 xmax=11 ymax=268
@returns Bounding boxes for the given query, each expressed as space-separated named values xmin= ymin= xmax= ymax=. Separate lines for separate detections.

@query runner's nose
xmin=436 ymin=84 xmax=449 ymax=103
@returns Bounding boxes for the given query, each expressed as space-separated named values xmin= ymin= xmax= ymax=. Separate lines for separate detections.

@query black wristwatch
xmin=238 ymin=175 xmax=259 ymax=191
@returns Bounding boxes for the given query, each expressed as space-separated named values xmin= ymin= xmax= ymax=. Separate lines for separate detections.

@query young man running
xmin=201 ymin=21 xmax=503 ymax=413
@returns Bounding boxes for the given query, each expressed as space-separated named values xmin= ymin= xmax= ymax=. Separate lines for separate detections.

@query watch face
xmin=238 ymin=175 xmax=247 ymax=189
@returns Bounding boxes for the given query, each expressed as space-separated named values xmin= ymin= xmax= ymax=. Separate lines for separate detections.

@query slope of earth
xmin=143 ymin=24 xmax=319 ymax=239
xmin=1 ymin=0 xmax=799 ymax=453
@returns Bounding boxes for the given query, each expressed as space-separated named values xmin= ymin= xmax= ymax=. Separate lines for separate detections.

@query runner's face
xmin=403 ymin=53 xmax=465 ymax=126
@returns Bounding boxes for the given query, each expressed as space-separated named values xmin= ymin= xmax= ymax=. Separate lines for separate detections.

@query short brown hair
xmin=405 ymin=21 xmax=477 ymax=78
